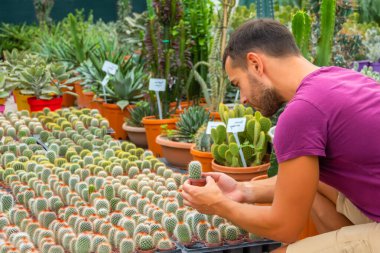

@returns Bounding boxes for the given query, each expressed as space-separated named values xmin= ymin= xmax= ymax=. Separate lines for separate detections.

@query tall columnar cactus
xmin=174 ymin=222 xmax=192 ymax=245
xmin=196 ymin=220 xmax=210 ymax=242
xmin=256 ymin=0 xmax=274 ymax=19
xmin=206 ymin=226 xmax=221 ymax=245
xmin=292 ymin=11 xmax=312 ymax=60
xmin=0 ymin=194 xmax=14 ymax=213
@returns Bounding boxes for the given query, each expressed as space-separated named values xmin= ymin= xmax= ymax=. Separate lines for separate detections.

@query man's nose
xmin=240 ymin=96 xmax=247 ymax=105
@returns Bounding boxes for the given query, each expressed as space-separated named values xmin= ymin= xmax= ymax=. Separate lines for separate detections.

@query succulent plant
xmin=174 ymin=222 xmax=192 ymax=246
xmin=137 ymin=234 xmax=155 ymax=251
xmin=75 ymin=233 xmax=91 ymax=253
xmin=224 ymin=225 xmax=239 ymax=242
xmin=119 ymin=237 xmax=135 ymax=253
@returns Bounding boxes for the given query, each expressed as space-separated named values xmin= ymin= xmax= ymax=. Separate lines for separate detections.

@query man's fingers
xmin=182 ymin=180 xmax=194 ymax=193
xmin=206 ymin=176 xmax=216 ymax=185
xmin=180 ymin=190 xmax=192 ymax=202
xmin=203 ymin=172 xmax=221 ymax=180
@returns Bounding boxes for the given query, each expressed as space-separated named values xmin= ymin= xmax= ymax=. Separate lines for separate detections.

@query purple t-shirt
xmin=274 ymin=66 xmax=380 ymax=222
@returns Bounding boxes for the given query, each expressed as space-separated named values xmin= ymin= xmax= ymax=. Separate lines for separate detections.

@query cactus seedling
xmin=188 ymin=161 xmax=206 ymax=187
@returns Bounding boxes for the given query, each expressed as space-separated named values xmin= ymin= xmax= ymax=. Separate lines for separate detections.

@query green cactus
xmin=137 ymin=234 xmax=155 ymax=251
xmin=157 ymin=237 xmax=174 ymax=250
xmin=163 ymin=214 xmax=178 ymax=236
xmin=0 ymin=194 xmax=14 ymax=213
xmin=205 ymin=226 xmax=221 ymax=245
xmin=188 ymin=161 xmax=202 ymax=180
xmin=174 ymin=222 xmax=192 ymax=245
xmin=119 ymin=237 xmax=135 ymax=253
xmin=225 ymin=225 xmax=239 ymax=241
xmin=75 ymin=233 xmax=91 ymax=253
xmin=196 ymin=220 xmax=210 ymax=241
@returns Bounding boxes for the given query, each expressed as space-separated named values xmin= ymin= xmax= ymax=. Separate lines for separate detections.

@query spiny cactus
xmin=119 ymin=237 xmax=135 ymax=253
xmin=188 ymin=161 xmax=202 ymax=180
xmin=174 ymin=222 xmax=192 ymax=245
xmin=137 ymin=234 xmax=155 ymax=251
xmin=224 ymin=225 xmax=239 ymax=242
xmin=0 ymin=193 xmax=14 ymax=213
xmin=75 ymin=233 xmax=91 ymax=253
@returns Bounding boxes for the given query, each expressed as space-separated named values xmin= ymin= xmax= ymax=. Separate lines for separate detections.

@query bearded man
xmin=181 ymin=19 xmax=380 ymax=252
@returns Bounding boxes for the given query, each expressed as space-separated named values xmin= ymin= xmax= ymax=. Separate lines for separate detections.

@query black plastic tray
xmin=178 ymin=240 xmax=281 ymax=253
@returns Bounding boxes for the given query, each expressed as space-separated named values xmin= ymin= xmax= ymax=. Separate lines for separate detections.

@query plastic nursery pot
xmin=142 ymin=116 xmax=178 ymax=157
xmin=155 ymin=134 xmax=193 ymax=169
xmin=352 ymin=60 xmax=371 ymax=71
xmin=27 ymin=96 xmax=63 ymax=112
xmin=73 ymin=81 xmax=85 ymax=108
xmin=13 ymin=89 xmax=32 ymax=111
xmin=122 ymin=123 xmax=148 ymax=148
xmin=225 ymin=238 xmax=245 ymax=245
xmin=136 ymin=248 xmax=157 ymax=253
xmin=189 ymin=177 xmax=207 ymax=187
xmin=61 ymin=83 xmax=76 ymax=107
xmin=371 ymin=62 xmax=380 ymax=73
xmin=211 ymin=159 xmax=269 ymax=182
xmin=204 ymin=242 xmax=223 ymax=248
xmin=89 ymin=97 xmax=104 ymax=114
xmin=101 ymin=102 xmax=133 ymax=140
xmin=82 ymin=91 xmax=94 ymax=109
xmin=190 ymin=144 xmax=213 ymax=172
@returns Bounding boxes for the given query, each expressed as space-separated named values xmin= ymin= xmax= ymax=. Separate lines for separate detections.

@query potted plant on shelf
xmin=17 ymin=60 xmax=77 ymax=112
xmin=190 ymin=125 xmax=214 ymax=172
xmin=156 ymin=106 xmax=209 ymax=169
xmin=100 ymin=65 xmax=147 ymax=140
xmin=122 ymin=101 xmax=153 ymax=148
xmin=210 ymin=103 xmax=271 ymax=181
xmin=142 ymin=0 xmax=192 ymax=157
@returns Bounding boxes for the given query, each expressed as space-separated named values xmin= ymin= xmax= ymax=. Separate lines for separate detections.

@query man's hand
xmin=202 ymin=172 xmax=245 ymax=203
xmin=181 ymin=176 xmax=227 ymax=215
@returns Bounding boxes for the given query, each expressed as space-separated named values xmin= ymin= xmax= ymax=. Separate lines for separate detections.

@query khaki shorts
xmin=287 ymin=193 xmax=380 ymax=253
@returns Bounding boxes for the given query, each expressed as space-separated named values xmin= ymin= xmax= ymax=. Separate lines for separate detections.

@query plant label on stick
xmin=149 ymin=78 xmax=166 ymax=91
xmin=227 ymin=117 xmax=247 ymax=167
xmin=227 ymin=118 xmax=246 ymax=133
xmin=102 ymin=61 xmax=118 ymax=75
xmin=149 ymin=78 xmax=166 ymax=120
xmin=206 ymin=122 xmax=226 ymax=135
xmin=101 ymin=61 xmax=118 ymax=102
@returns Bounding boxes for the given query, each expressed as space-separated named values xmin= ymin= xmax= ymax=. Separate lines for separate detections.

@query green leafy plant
xmin=194 ymin=125 xmax=213 ymax=152
xmin=0 ymin=71 xmax=17 ymax=99
xmin=126 ymin=102 xmax=153 ymax=127
xmin=165 ymin=106 xmax=209 ymax=143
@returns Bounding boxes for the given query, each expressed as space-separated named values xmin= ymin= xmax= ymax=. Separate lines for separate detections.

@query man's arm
xmin=183 ymin=156 xmax=319 ymax=243
xmin=238 ymin=175 xmax=277 ymax=204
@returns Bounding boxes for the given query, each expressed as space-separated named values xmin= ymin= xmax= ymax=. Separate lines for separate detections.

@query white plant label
xmin=102 ymin=61 xmax=118 ymax=75
xmin=227 ymin=117 xmax=247 ymax=133
xmin=149 ymin=78 xmax=166 ymax=91
xmin=101 ymin=74 xmax=111 ymax=87
xmin=206 ymin=122 xmax=226 ymax=135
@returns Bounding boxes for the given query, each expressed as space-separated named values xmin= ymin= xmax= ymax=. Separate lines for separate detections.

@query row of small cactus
xmin=0 ymin=106 xmax=263 ymax=253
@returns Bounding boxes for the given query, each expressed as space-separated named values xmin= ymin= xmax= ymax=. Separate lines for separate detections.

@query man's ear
xmin=246 ymin=52 xmax=264 ymax=76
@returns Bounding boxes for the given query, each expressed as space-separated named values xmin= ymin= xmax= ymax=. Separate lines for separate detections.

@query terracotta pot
xmin=251 ymin=174 xmax=319 ymax=240
xmin=61 ymin=83 xmax=76 ymax=107
xmin=122 ymin=123 xmax=148 ymax=148
xmin=89 ymin=97 xmax=104 ymax=114
xmin=190 ymin=144 xmax=213 ymax=172
xmin=189 ymin=177 xmax=206 ymax=187
xmin=101 ymin=103 xmax=132 ymax=140
xmin=73 ymin=81 xmax=85 ymax=108
xmin=156 ymin=135 xmax=193 ymax=169
xmin=204 ymin=242 xmax=223 ymax=247
xmin=82 ymin=91 xmax=94 ymax=108
xmin=209 ymin=111 xmax=221 ymax=121
xmin=13 ymin=89 xmax=32 ymax=111
xmin=27 ymin=97 xmax=63 ymax=112
xmin=211 ymin=160 xmax=269 ymax=182
xmin=225 ymin=238 xmax=244 ymax=245
xmin=175 ymin=103 xmax=208 ymax=114
xmin=142 ymin=116 xmax=178 ymax=157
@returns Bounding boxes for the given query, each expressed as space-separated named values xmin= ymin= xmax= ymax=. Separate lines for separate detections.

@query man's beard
xmin=248 ymin=74 xmax=284 ymax=117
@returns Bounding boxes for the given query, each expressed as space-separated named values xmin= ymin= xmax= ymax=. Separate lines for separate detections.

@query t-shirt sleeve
xmin=274 ymin=99 xmax=327 ymax=163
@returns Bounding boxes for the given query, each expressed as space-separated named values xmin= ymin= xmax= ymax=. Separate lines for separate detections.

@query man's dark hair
xmin=223 ymin=19 xmax=300 ymax=69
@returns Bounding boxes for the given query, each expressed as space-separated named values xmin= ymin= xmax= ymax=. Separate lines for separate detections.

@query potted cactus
xmin=188 ymin=161 xmax=206 ymax=187
xmin=156 ymin=106 xmax=209 ymax=169
xmin=210 ymin=103 xmax=271 ymax=181
xmin=190 ymin=125 xmax=214 ymax=172
xmin=122 ymin=101 xmax=153 ymax=148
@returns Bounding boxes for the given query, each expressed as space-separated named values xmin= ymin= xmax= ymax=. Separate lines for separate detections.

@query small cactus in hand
xmin=188 ymin=161 xmax=206 ymax=186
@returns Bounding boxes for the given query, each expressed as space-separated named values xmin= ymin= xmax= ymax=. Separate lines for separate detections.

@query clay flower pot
xmin=225 ymin=238 xmax=244 ymax=245
xmin=73 ymin=81 xmax=85 ymax=108
xmin=82 ymin=91 xmax=94 ymax=108
xmin=189 ymin=177 xmax=207 ymax=187
xmin=155 ymin=134 xmax=193 ymax=169
xmin=61 ymin=83 xmax=76 ymax=107
xmin=27 ymin=97 xmax=63 ymax=112
xmin=122 ymin=123 xmax=148 ymax=148
xmin=211 ymin=160 xmax=269 ymax=182
xmin=142 ymin=116 xmax=178 ymax=157
xmin=190 ymin=144 xmax=213 ymax=172
xmin=204 ymin=242 xmax=223 ymax=247
xmin=89 ymin=96 xmax=104 ymax=114
xmin=101 ymin=103 xmax=133 ymax=140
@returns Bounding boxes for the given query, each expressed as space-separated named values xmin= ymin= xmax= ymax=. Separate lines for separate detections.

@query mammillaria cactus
xmin=0 ymin=193 xmax=14 ymax=213
xmin=96 ymin=243 xmax=112 ymax=253
xmin=137 ymin=234 xmax=155 ymax=252
xmin=174 ymin=222 xmax=193 ymax=247
xmin=47 ymin=245 xmax=65 ymax=253
xmin=224 ymin=225 xmax=241 ymax=244
xmin=75 ymin=233 xmax=91 ymax=253
xmin=157 ymin=237 xmax=175 ymax=251
xmin=205 ymin=226 xmax=222 ymax=247
xmin=119 ymin=237 xmax=135 ymax=253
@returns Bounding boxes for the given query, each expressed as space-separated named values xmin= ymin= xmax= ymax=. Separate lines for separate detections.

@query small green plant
xmin=194 ymin=125 xmax=213 ymax=152
xmin=126 ymin=101 xmax=153 ymax=127
xmin=165 ymin=106 xmax=210 ymax=143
